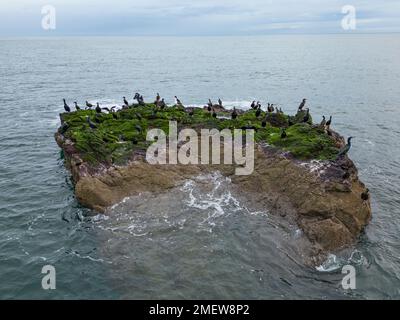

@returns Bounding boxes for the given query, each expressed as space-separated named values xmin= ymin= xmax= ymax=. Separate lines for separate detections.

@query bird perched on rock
xmin=218 ymin=98 xmax=223 ymax=107
xmin=336 ymin=137 xmax=353 ymax=159
xmin=361 ymin=188 xmax=369 ymax=202
xmin=59 ymin=122 xmax=69 ymax=134
xmin=74 ymin=102 xmax=80 ymax=111
xmin=123 ymin=96 xmax=129 ymax=106
xmin=95 ymin=103 xmax=102 ymax=113
xmin=207 ymin=99 xmax=213 ymax=109
xmin=298 ymin=98 xmax=306 ymax=111
xmin=251 ymin=101 xmax=256 ymax=109
xmin=86 ymin=116 xmax=97 ymax=129
xmin=303 ymin=108 xmax=310 ymax=123
xmin=270 ymin=104 xmax=275 ymax=112
xmin=159 ymin=98 xmax=166 ymax=109
xmin=326 ymin=115 xmax=332 ymax=129
xmin=85 ymin=101 xmax=93 ymax=109
xmin=320 ymin=115 xmax=326 ymax=127
xmin=281 ymin=128 xmax=287 ymax=139
xmin=63 ymin=99 xmax=71 ymax=113
xmin=255 ymin=105 xmax=262 ymax=117
xmin=175 ymin=96 xmax=182 ymax=106
xmin=232 ymin=107 xmax=238 ymax=120
xmin=261 ymin=118 xmax=267 ymax=128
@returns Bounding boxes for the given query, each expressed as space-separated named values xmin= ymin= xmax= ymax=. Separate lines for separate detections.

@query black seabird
xmin=320 ymin=116 xmax=326 ymax=127
xmin=232 ymin=107 xmax=238 ymax=120
xmin=63 ymin=99 xmax=71 ymax=113
xmin=74 ymin=102 xmax=80 ymax=111
xmin=336 ymin=137 xmax=353 ymax=159
xmin=298 ymin=98 xmax=306 ymax=111
xmin=175 ymin=96 xmax=182 ymax=106
xmin=159 ymin=99 xmax=166 ymax=109
xmin=123 ymin=96 xmax=129 ymax=106
xmin=208 ymin=99 xmax=213 ymax=108
xmin=95 ymin=103 xmax=102 ymax=113
xmin=255 ymin=106 xmax=262 ymax=118
xmin=326 ymin=115 xmax=332 ymax=128
xmin=270 ymin=104 xmax=275 ymax=112
xmin=303 ymin=108 xmax=310 ymax=123
xmin=361 ymin=188 xmax=370 ymax=201
xmin=86 ymin=116 xmax=97 ymax=129
xmin=218 ymin=98 xmax=223 ymax=107
xmin=86 ymin=101 xmax=93 ymax=109
xmin=251 ymin=101 xmax=256 ymax=109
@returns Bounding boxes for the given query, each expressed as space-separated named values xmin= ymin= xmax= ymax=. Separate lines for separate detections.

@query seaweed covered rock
xmin=55 ymin=102 xmax=371 ymax=259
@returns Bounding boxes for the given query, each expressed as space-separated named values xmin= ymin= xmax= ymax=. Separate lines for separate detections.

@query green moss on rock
xmin=58 ymin=103 xmax=338 ymax=165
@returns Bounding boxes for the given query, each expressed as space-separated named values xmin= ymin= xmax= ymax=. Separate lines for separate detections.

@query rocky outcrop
xmin=55 ymin=105 xmax=371 ymax=259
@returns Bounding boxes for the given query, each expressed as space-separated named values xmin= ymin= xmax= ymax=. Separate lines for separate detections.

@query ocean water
xmin=0 ymin=35 xmax=400 ymax=299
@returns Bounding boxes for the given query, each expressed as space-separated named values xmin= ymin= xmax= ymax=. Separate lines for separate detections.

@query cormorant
xmin=281 ymin=128 xmax=287 ymax=139
xmin=86 ymin=116 xmax=97 ymax=129
xmin=256 ymin=101 xmax=261 ymax=109
xmin=255 ymin=106 xmax=262 ymax=117
xmin=298 ymin=98 xmax=306 ymax=111
xmin=232 ymin=107 xmax=238 ymax=120
xmin=320 ymin=116 xmax=326 ymax=127
xmin=218 ymin=98 xmax=223 ymax=107
xmin=270 ymin=104 xmax=275 ymax=112
xmin=123 ymin=96 xmax=129 ymax=106
xmin=326 ymin=116 xmax=332 ymax=128
xmin=59 ymin=122 xmax=69 ymax=134
xmin=156 ymin=93 xmax=160 ymax=102
xmin=159 ymin=99 xmax=166 ymax=109
xmin=95 ymin=103 xmax=102 ymax=113
xmin=63 ymin=99 xmax=71 ymax=113
xmin=279 ymin=107 xmax=283 ymax=113
xmin=208 ymin=99 xmax=213 ymax=108
xmin=361 ymin=189 xmax=369 ymax=202
xmin=175 ymin=96 xmax=182 ymax=106
xmin=261 ymin=119 xmax=267 ymax=128
xmin=251 ymin=101 xmax=256 ymax=109
xmin=303 ymin=108 xmax=310 ymax=123
xmin=336 ymin=137 xmax=353 ymax=159
xmin=85 ymin=101 xmax=93 ymax=109
xmin=74 ymin=102 xmax=80 ymax=111
xmin=267 ymin=103 xmax=272 ymax=113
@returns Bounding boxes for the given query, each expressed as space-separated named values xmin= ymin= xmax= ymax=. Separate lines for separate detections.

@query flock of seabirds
xmin=61 ymin=94 xmax=368 ymax=202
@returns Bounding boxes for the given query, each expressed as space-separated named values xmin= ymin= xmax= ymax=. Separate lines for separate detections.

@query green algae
xmin=59 ymin=104 xmax=338 ymax=165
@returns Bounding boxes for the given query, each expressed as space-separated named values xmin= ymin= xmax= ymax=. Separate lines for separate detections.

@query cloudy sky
xmin=1 ymin=0 xmax=399 ymax=36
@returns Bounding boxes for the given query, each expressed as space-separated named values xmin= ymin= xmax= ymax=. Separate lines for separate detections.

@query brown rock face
xmin=55 ymin=130 xmax=371 ymax=256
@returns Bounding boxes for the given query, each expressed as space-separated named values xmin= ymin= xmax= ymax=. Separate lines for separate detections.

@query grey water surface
xmin=0 ymin=35 xmax=399 ymax=299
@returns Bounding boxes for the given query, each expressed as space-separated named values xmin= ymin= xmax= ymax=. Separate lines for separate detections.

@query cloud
xmin=0 ymin=0 xmax=399 ymax=36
